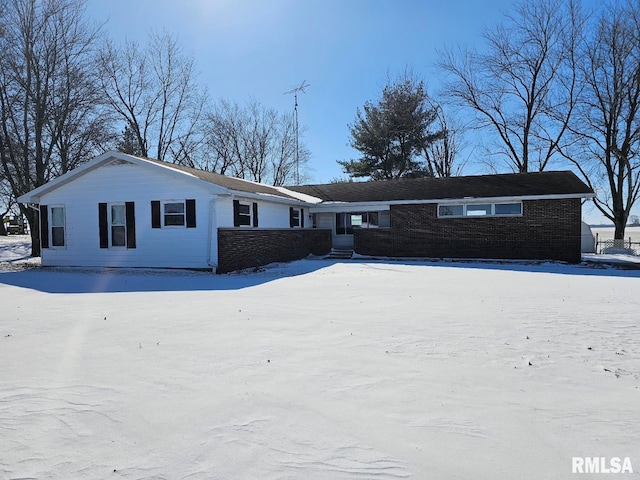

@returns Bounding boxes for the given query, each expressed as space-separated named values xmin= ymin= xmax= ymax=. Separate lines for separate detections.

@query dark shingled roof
xmin=142 ymin=157 xmax=300 ymax=200
xmin=287 ymin=171 xmax=593 ymax=203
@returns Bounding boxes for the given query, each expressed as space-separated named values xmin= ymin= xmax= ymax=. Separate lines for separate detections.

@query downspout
xmin=207 ymin=198 xmax=218 ymax=272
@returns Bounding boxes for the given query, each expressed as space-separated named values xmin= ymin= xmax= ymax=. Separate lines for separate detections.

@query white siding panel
xmin=40 ymin=163 xmax=215 ymax=269
xmin=315 ymin=212 xmax=334 ymax=230
xmin=217 ymin=196 xmax=307 ymax=228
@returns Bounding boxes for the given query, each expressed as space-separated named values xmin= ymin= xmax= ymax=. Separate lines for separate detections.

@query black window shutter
xmin=186 ymin=199 xmax=196 ymax=228
xmin=301 ymin=208 xmax=305 ymax=228
xmin=99 ymin=203 xmax=108 ymax=248
xmin=151 ymin=201 xmax=161 ymax=228
xmin=126 ymin=202 xmax=136 ymax=248
xmin=40 ymin=205 xmax=49 ymax=249
xmin=289 ymin=207 xmax=295 ymax=228
xmin=233 ymin=200 xmax=240 ymax=227
xmin=252 ymin=202 xmax=258 ymax=227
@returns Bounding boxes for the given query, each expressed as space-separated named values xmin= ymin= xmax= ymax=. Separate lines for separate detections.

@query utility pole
xmin=283 ymin=81 xmax=310 ymax=185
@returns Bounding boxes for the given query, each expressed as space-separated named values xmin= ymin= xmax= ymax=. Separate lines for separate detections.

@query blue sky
xmin=87 ymin=0 xmax=515 ymax=180
xmin=86 ymin=0 xmax=608 ymax=223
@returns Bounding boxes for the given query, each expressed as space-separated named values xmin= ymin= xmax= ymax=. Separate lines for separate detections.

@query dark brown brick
xmin=217 ymin=229 xmax=331 ymax=273
xmin=354 ymin=199 xmax=582 ymax=263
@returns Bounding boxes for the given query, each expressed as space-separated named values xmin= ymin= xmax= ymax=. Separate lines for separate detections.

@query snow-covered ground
xmin=1 ymin=236 xmax=639 ymax=479
xmin=592 ymin=225 xmax=640 ymax=243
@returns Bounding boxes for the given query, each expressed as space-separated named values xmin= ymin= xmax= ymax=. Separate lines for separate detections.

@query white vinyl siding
xmin=37 ymin=162 xmax=214 ymax=269
xmin=217 ymin=197 xmax=306 ymax=229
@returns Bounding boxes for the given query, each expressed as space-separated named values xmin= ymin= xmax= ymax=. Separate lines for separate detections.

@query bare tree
xmin=204 ymin=99 xmax=308 ymax=186
xmin=98 ymin=31 xmax=206 ymax=164
xmin=423 ymin=105 xmax=466 ymax=177
xmin=439 ymin=0 xmax=583 ymax=173
xmin=0 ymin=176 xmax=15 ymax=236
xmin=0 ymin=0 xmax=105 ymax=255
xmin=271 ymin=111 xmax=307 ymax=186
xmin=562 ymin=1 xmax=640 ymax=239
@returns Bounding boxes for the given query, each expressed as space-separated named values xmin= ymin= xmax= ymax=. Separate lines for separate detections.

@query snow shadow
xmin=0 ymin=260 xmax=337 ymax=294
xmin=347 ymin=257 xmax=640 ymax=279
xmin=0 ymin=257 xmax=638 ymax=294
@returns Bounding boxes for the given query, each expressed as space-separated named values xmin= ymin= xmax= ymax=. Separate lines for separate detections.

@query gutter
xmin=308 ymin=192 xmax=595 ymax=211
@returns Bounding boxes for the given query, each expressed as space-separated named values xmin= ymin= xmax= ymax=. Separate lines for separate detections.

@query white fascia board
xmin=17 ymin=151 xmax=122 ymax=203
xmin=430 ymin=192 xmax=595 ymax=204
xmin=307 ymin=192 xmax=594 ymax=213
xmin=274 ymin=186 xmax=323 ymax=204
xmin=310 ymin=202 xmax=391 ymax=213
xmin=16 ymin=151 xmax=228 ymax=203
xmin=226 ymin=190 xmax=314 ymax=206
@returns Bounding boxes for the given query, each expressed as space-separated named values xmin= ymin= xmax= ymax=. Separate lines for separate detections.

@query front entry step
xmin=326 ymin=248 xmax=353 ymax=259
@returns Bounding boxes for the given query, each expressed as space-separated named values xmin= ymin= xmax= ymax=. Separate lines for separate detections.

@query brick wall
xmin=354 ymin=199 xmax=582 ymax=263
xmin=217 ymin=228 xmax=331 ymax=273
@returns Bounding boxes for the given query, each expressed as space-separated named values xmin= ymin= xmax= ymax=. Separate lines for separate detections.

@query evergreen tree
xmin=339 ymin=78 xmax=443 ymax=180
xmin=117 ymin=126 xmax=144 ymax=156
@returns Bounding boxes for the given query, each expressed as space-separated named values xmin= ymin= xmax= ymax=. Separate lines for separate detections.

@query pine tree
xmin=339 ymin=78 xmax=442 ymax=180
xmin=117 ymin=126 xmax=144 ymax=156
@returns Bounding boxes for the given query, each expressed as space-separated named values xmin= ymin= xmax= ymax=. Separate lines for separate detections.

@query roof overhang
xmin=308 ymin=192 xmax=595 ymax=212
xmin=17 ymin=151 xmax=230 ymax=203
xmin=222 ymin=190 xmax=315 ymax=206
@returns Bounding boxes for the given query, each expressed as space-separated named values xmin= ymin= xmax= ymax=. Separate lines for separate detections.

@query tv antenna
xmin=283 ymin=80 xmax=310 ymax=185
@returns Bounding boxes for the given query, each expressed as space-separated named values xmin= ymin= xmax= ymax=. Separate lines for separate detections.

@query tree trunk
xmin=21 ymin=206 xmax=41 ymax=257
xmin=613 ymin=216 xmax=626 ymax=240
xmin=0 ymin=216 xmax=6 ymax=236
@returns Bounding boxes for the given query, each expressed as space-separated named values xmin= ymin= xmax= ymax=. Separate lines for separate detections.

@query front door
xmin=333 ymin=212 xmax=355 ymax=249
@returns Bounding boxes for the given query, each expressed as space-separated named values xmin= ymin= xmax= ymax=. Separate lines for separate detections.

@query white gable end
xmin=39 ymin=161 xmax=217 ymax=269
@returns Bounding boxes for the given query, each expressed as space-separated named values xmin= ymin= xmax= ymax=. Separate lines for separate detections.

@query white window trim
xmin=291 ymin=207 xmax=302 ymax=228
xmin=49 ymin=205 xmax=66 ymax=249
xmin=109 ymin=202 xmax=127 ymax=248
xmin=237 ymin=201 xmax=253 ymax=227
xmin=162 ymin=200 xmax=187 ymax=228
xmin=438 ymin=202 xmax=523 ymax=218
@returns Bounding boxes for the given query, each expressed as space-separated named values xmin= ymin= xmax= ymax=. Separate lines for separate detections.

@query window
xmin=439 ymin=205 xmax=464 ymax=217
xmin=335 ymin=212 xmax=385 ymax=234
xmin=110 ymin=204 xmax=126 ymax=247
xmin=290 ymin=207 xmax=304 ymax=228
xmin=238 ymin=203 xmax=251 ymax=225
xmin=495 ymin=203 xmax=522 ymax=215
xmin=233 ymin=200 xmax=257 ymax=227
xmin=335 ymin=213 xmax=353 ymax=235
xmin=438 ymin=202 xmax=523 ymax=218
xmin=164 ymin=202 xmax=185 ymax=226
xmin=50 ymin=206 xmax=65 ymax=247
xmin=466 ymin=204 xmax=491 ymax=216
xmin=99 ymin=202 xmax=136 ymax=249
xmin=361 ymin=212 xmax=378 ymax=228
xmin=151 ymin=200 xmax=196 ymax=228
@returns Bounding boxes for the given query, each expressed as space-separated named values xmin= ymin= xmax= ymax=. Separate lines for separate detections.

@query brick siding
xmin=217 ymin=228 xmax=331 ymax=273
xmin=354 ymin=199 xmax=582 ymax=263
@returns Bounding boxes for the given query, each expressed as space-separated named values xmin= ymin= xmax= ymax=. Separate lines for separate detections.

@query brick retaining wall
xmin=354 ymin=199 xmax=581 ymax=263
xmin=217 ymin=228 xmax=331 ymax=273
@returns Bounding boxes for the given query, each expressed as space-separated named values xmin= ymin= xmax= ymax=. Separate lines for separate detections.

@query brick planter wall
xmin=217 ymin=228 xmax=331 ymax=273
xmin=354 ymin=199 xmax=582 ymax=263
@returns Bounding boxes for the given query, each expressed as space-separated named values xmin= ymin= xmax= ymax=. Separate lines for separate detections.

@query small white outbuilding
xmin=581 ymin=221 xmax=595 ymax=253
